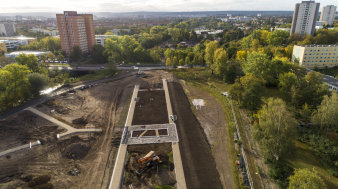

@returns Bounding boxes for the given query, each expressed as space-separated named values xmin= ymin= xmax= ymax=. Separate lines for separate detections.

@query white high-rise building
xmin=0 ymin=23 xmax=16 ymax=37
xmin=320 ymin=5 xmax=336 ymax=25
xmin=290 ymin=1 xmax=320 ymax=36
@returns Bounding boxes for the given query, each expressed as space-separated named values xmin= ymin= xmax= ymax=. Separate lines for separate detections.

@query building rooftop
xmin=0 ymin=36 xmax=36 ymax=40
xmin=5 ymin=51 xmax=48 ymax=56
xmin=297 ymin=44 xmax=338 ymax=47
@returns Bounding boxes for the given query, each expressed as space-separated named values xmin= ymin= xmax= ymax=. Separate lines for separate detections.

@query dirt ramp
xmin=168 ymin=82 xmax=222 ymax=189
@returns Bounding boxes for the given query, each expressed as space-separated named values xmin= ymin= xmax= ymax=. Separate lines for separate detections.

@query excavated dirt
xmin=62 ymin=143 xmax=91 ymax=160
xmin=183 ymin=82 xmax=235 ymax=189
xmin=123 ymin=143 xmax=176 ymax=189
xmin=0 ymin=70 xmax=175 ymax=189
xmin=168 ymin=82 xmax=223 ymax=189
xmin=132 ymin=90 xmax=169 ymax=125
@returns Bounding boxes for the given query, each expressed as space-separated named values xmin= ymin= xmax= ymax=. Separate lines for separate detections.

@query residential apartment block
xmin=290 ymin=1 xmax=320 ymax=36
xmin=320 ymin=5 xmax=336 ymax=25
xmin=95 ymin=35 xmax=114 ymax=47
xmin=56 ymin=11 xmax=95 ymax=55
xmin=0 ymin=23 xmax=16 ymax=37
xmin=292 ymin=45 xmax=338 ymax=69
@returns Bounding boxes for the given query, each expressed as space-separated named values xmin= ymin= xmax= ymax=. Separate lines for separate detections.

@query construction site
xmin=0 ymin=70 xmax=229 ymax=189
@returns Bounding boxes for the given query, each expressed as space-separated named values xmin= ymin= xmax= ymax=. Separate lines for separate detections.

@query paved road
xmin=48 ymin=65 xmax=168 ymax=71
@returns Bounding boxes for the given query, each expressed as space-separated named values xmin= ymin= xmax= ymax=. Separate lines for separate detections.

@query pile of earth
xmin=62 ymin=143 xmax=90 ymax=160
xmin=72 ymin=117 xmax=88 ymax=126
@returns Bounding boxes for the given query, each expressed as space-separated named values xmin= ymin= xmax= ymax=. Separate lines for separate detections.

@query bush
xmin=298 ymin=132 xmax=338 ymax=176
xmin=28 ymin=73 xmax=49 ymax=96
xmin=268 ymin=162 xmax=293 ymax=188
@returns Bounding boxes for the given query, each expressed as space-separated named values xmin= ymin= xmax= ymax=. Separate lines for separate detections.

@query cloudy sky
xmin=0 ymin=0 xmax=336 ymax=13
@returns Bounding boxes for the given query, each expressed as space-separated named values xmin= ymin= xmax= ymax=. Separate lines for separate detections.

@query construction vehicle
xmin=136 ymin=151 xmax=162 ymax=175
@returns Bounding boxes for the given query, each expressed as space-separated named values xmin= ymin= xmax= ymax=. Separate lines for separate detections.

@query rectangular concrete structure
xmin=163 ymin=79 xmax=187 ymax=189
xmin=124 ymin=124 xmax=178 ymax=145
xmin=109 ymin=85 xmax=139 ymax=189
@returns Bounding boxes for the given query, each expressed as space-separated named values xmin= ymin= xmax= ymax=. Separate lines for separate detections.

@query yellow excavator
xmin=136 ymin=151 xmax=162 ymax=175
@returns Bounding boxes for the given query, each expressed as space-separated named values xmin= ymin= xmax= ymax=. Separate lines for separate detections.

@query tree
xmin=0 ymin=64 xmax=31 ymax=111
xmin=229 ymin=82 xmax=243 ymax=102
xmin=212 ymin=48 xmax=228 ymax=76
xmin=242 ymin=52 xmax=270 ymax=79
xmin=236 ymin=50 xmax=247 ymax=61
xmin=241 ymin=82 xmax=264 ymax=111
xmin=267 ymin=30 xmax=288 ymax=46
xmin=15 ymin=54 xmax=39 ymax=72
xmin=311 ymin=92 xmax=338 ymax=135
xmin=47 ymin=52 xmax=56 ymax=63
xmin=28 ymin=73 xmax=49 ymax=96
xmin=289 ymin=168 xmax=326 ymax=189
xmin=229 ymin=74 xmax=264 ymax=110
xmin=193 ymin=52 xmax=204 ymax=65
xmin=253 ymin=98 xmax=297 ymax=162
xmin=279 ymin=72 xmax=298 ymax=100
xmin=39 ymin=54 xmax=48 ymax=63
xmin=69 ymin=46 xmax=82 ymax=62
xmin=92 ymin=44 xmax=107 ymax=63
xmin=204 ymin=41 xmax=219 ymax=73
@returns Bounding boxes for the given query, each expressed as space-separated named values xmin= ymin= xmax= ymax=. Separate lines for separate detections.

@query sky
xmin=0 ymin=0 xmax=336 ymax=13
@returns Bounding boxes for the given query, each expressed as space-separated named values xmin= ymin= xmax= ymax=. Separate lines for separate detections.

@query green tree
xmin=242 ymin=52 xmax=270 ymax=79
xmin=69 ymin=46 xmax=82 ymax=62
xmin=92 ymin=44 xmax=107 ymax=63
xmin=213 ymin=48 xmax=228 ymax=76
xmin=311 ymin=92 xmax=338 ymax=135
xmin=279 ymin=72 xmax=298 ymax=100
xmin=253 ymin=98 xmax=297 ymax=162
xmin=204 ymin=41 xmax=219 ymax=74
xmin=15 ymin=54 xmax=39 ymax=72
xmin=47 ymin=52 xmax=56 ymax=63
xmin=289 ymin=168 xmax=326 ymax=189
xmin=0 ymin=64 xmax=31 ymax=111
xmin=28 ymin=73 xmax=48 ymax=96
xmin=267 ymin=30 xmax=288 ymax=46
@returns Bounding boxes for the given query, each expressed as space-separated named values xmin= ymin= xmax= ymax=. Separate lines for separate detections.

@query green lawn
xmin=287 ymin=141 xmax=338 ymax=189
xmin=73 ymin=69 xmax=119 ymax=82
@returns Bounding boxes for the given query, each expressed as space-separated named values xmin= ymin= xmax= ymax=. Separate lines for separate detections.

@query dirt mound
xmin=62 ymin=143 xmax=90 ymax=160
xmin=72 ymin=117 xmax=88 ymax=126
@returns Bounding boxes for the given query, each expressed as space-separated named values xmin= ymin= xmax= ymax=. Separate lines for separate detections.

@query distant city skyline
xmin=0 ymin=0 xmax=337 ymax=13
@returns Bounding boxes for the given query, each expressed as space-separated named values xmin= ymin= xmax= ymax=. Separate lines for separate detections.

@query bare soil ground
xmin=0 ymin=70 xmax=175 ymax=189
xmin=0 ymin=111 xmax=65 ymax=152
xmin=182 ymin=82 xmax=235 ymax=189
xmin=123 ymin=143 xmax=176 ymax=189
xmin=132 ymin=90 xmax=169 ymax=125
xmin=0 ymin=74 xmax=138 ymax=189
xmin=168 ymin=82 xmax=222 ymax=189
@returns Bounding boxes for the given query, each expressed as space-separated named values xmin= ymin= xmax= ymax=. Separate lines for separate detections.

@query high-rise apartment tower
xmin=320 ymin=5 xmax=336 ymax=25
xmin=290 ymin=1 xmax=320 ymax=36
xmin=56 ymin=11 xmax=95 ymax=55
